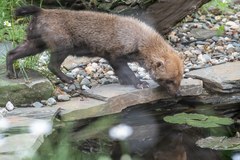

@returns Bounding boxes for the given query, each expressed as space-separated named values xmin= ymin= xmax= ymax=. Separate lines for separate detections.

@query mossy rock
xmin=0 ymin=65 xmax=54 ymax=107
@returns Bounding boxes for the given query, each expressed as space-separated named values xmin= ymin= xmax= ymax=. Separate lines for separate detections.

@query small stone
xmin=85 ymin=65 xmax=96 ymax=74
xmin=57 ymin=94 xmax=71 ymax=101
xmin=66 ymin=72 xmax=75 ymax=79
xmin=100 ymin=78 xmax=111 ymax=85
xmin=32 ymin=101 xmax=44 ymax=108
xmin=69 ymin=84 xmax=76 ymax=91
xmin=106 ymin=70 xmax=114 ymax=76
xmin=71 ymin=68 xmax=80 ymax=77
xmin=232 ymin=52 xmax=240 ymax=57
xmin=91 ymin=62 xmax=99 ymax=70
xmin=128 ymin=63 xmax=138 ymax=72
xmin=191 ymin=49 xmax=202 ymax=55
xmin=82 ymin=85 xmax=90 ymax=90
xmin=226 ymin=21 xmax=239 ymax=30
xmin=80 ymin=78 xmax=91 ymax=86
xmin=78 ymin=69 xmax=88 ymax=77
xmin=99 ymin=58 xmax=108 ymax=63
xmin=46 ymin=97 xmax=57 ymax=106
xmin=5 ymin=101 xmax=14 ymax=111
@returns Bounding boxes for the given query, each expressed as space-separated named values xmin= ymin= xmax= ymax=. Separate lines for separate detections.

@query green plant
xmin=216 ymin=25 xmax=225 ymax=36
xmin=201 ymin=0 xmax=233 ymax=13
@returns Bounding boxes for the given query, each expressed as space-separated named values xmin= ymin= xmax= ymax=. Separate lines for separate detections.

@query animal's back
xmin=33 ymin=9 xmax=158 ymax=55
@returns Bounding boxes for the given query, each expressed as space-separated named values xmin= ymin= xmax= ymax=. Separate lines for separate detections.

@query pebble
xmin=57 ymin=94 xmax=71 ymax=101
xmin=46 ymin=97 xmax=57 ymax=106
xmin=5 ymin=101 xmax=14 ymax=111
xmin=32 ymin=101 xmax=44 ymax=108
xmin=82 ymin=85 xmax=90 ymax=90
xmin=80 ymin=77 xmax=91 ymax=86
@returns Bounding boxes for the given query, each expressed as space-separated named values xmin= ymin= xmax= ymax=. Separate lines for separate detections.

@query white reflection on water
xmin=29 ymin=120 xmax=52 ymax=136
xmin=0 ymin=118 xmax=10 ymax=131
xmin=232 ymin=153 xmax=240 ymax=160
xmin=109 ymin=123 xmax=133 ymax=140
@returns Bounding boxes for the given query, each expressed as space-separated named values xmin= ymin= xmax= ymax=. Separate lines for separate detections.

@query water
xmin=34 ymin=102 xmax=240 ymax=160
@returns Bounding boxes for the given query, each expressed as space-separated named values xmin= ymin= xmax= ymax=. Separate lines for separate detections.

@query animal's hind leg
xmin=6 ymin=39 xmax=46 ymax=78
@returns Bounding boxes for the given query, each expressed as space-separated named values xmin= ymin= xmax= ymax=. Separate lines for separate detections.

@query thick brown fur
xmin=7 ymin=6 xmax=183 ymax=95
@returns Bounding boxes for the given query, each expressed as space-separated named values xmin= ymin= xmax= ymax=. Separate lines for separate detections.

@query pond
xmin=33 ymin=102 xmax=240 ymax=160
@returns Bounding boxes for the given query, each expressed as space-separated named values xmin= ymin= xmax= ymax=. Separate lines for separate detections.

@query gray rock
xmin=80 ymin=78 xmax=91 ymax=86
xmin=57 ymin=94 xmax=71 ymax=101
xmin=46 ymin=97 xmax=57 ymax=106
xmin=71 ymin=68 xmax=80 ymax=77
xmin=99 ymin=58 xmax=108 ymax=63
xmin=68 ymin=84 xmax=76 ymax=91
xmin=0 ymin=66 xmax=54 ymax=107
xmin=66 ymin=72 xmax=75 ymax=79
xmin=32 ymin=102 xmax=44 ymax=108
xmin=190 ymin=28 xmax=217 ymax=39
xmin=179 ymin=79 xmax=203 ymax=96
xmin=100 ymin=78 xmax=111 ymax=85
xmin=186 ymin=62 xmax=240 ymax=93
xmin=82 ymin=85 xmax=90 ymax=90
xmin=106 ymin=70 xmax=114 ymax=76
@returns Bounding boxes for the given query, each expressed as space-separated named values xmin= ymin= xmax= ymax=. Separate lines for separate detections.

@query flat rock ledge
xmin=186 ymin=62 xmax=240 ymax=93
xmin=0 ymin=66 xmax=54 ymax=107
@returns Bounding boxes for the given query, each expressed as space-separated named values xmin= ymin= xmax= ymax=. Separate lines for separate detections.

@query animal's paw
xmin=135 ymin=81 xmax=150 ymax=89
xmin=61 ymin=76 xmax=75 ymax=84
xmin=7 ymin=71 xmax=17 ymax=79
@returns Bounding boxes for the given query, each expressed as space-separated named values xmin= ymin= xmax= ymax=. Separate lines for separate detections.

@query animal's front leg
xmin=109 ymin=59 xmax=149 ymax=89
xmin=48 ymin=51 xmax=74 ymax=84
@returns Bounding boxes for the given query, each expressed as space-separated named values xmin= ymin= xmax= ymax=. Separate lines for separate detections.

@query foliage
xmin=201 ymin=0 xmax=233 ymax=13
xmin=216 ymin=25 xmax=225 ymax=36
xmin=163 ymin=113 xmax=234 ymax=128
xmin=196 ymin=136 xmax=240 ymax=150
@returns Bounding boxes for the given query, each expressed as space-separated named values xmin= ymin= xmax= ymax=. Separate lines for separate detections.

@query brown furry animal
xmin=6 ymin=6 xmax=183 ymax=95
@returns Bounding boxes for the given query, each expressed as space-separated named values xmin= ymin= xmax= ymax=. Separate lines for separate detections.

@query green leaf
xmin=163 ymin=113 xmax=234 ymax=128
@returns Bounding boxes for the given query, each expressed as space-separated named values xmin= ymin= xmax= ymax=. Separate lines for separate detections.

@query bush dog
xmin=6 ymin=6 xmax=183 ymax=95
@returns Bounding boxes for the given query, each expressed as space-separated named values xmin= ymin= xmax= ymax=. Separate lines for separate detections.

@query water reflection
xmin=35 ymin=102 xmax=240 ymax=160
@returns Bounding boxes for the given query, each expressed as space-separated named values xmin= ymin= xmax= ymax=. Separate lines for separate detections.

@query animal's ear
xmin=156 ymin=59 xmax=165 ymax=68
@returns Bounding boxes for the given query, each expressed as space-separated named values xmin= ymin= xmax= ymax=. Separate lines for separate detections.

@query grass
xmin=201 ymin=0 xmax=234 ymax=13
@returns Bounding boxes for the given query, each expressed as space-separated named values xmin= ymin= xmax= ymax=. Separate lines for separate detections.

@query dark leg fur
xmin=48 ymin=47 xmax=93 ymax=83
xmin=48 ymin=50 xmax=74 ymax=83
xmin=6 ymin=39 xmax=46 ymax=78
xmin=109 ymin=58 xmax=149 ymax=89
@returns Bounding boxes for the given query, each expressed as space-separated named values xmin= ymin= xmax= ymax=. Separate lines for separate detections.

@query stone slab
xmin=0 ymin=65 xmax=54 ymax=107
xmin=7 ymin=107 xmax=58 ymax=119
xmin=58 ymin=79 xmax=203 ymax=121
xmin=56 ymin=98 xmax=107 ymax=121
xmin=0 ymin=134 xmax=43 ymax=155
xmin=179 ymin=78 xmax=203 ymax=96
xmin=186 ymin=62 xmax=240 ymax=93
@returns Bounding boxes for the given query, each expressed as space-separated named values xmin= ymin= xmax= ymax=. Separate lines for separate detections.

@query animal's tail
xmin=15 ymin=5 xmax=42 ymax=17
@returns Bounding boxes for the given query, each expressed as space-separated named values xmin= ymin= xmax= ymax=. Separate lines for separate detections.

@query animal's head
xmin=148 ymin=52 xmax=183 ymax=96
